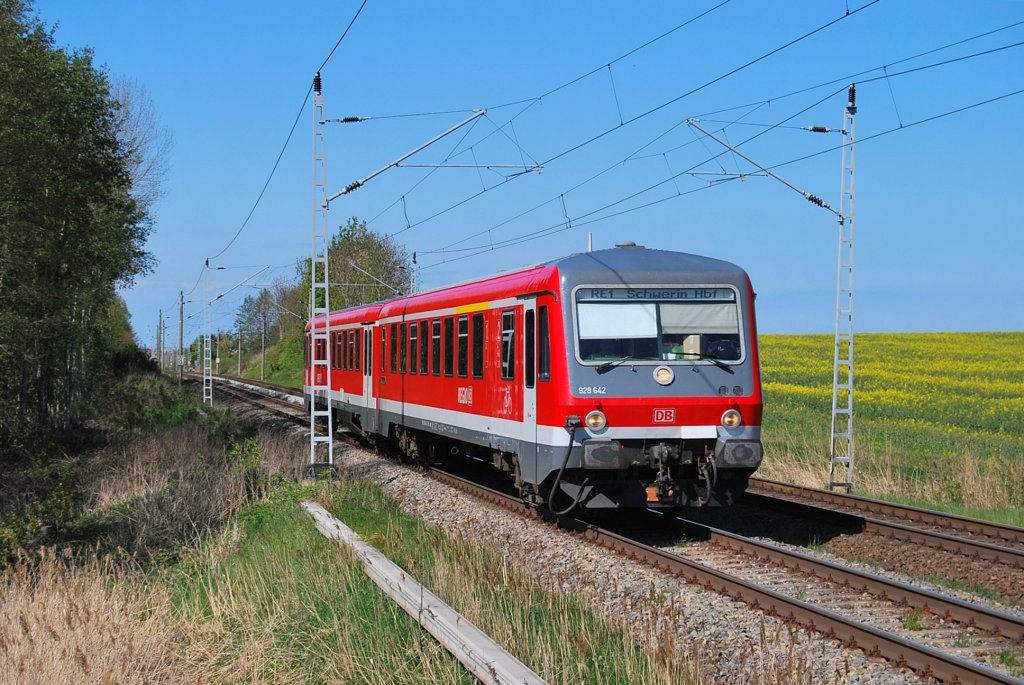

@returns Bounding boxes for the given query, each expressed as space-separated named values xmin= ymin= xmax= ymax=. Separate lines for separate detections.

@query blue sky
xmin=34 ymin=1 xmax=1024 ymax=348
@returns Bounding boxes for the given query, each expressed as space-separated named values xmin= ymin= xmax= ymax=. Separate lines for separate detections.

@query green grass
xmin=901 ymin=608 xmax=925 ymax=631
xmin=224 ymin=326 xmax=305 ymax=387
xmin=996 ymin=648 xmax=1023 ymax=677
xmin=169 ymin=481 xmax=475 ymax=684
xmin=167 ymin=479 xmax=695 ymax=684
xmin=923 ymin=575 xmax=1018 ymax=608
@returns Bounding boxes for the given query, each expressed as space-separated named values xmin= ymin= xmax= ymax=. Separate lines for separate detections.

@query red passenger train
xmin=305 ymin=242 xmax=763 ymax=511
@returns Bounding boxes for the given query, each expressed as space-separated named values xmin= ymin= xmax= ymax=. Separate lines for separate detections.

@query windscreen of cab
xmin=574 ymin=286 xmax=742 ymax=364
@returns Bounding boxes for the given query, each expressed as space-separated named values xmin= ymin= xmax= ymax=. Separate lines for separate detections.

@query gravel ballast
xmin=332 ymin=442 xmax=924 ymax=685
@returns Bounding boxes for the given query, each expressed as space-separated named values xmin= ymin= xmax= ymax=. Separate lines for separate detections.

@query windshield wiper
xmin=678 ymin=352 xmax=735 ymax=374
xmin=595 ymin=356 xmax=635 ymax=374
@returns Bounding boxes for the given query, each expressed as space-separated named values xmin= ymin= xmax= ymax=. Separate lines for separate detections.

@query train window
xmin=409 ymin=322 xmax=418 ymax=375
xmin=525 ymin=310 xmax=535 ymax=389
xmin=457 ymin=316 xmax=468 ymax=377
xmin=380 ymin=327 xmax=386 ymax=373
xmin=330 ymin=332 xmax=338 ymax=370
xmin=431 ymin=319 xmax=441 ymax=376
xmin=575 ymin=288 xmax=742 ymax=363
xmin=354 ymin=331 xmax=361 ymax=372
xmin=443 ymin=317 xmax=454 ymax=376
xmin=501 ymin=309 xmax=516 ymax=381
xmin=538 ymin=306 xmax=550 ymax=381
xmin=315 ymin=337 xmax=326 ymax=362
xmin=471 ymin=313 xmax=484 ymax=378
xmin=390 ymin=324 xmax=398 ymax=373
xmin=343 ymin=331 xmax=350 ymax=370
xmin=400 ymin=324 xmax=407 ymax=373
xmin=420 ymin=321 xmax=429 ymax=374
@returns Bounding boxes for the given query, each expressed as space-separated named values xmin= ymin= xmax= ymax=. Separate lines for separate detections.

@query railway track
xmin=206 ymin=374 xmax=1024 ymax=683
xmin=427 ymin=468 xmax=1023 ymax=685
xmin=214 ymin=383 xmax=311 ymax=424
xmin=750 ymin=478 xmax=1024 ymax=547
xmin=749 ymin=477 xmax=1024 ymax=564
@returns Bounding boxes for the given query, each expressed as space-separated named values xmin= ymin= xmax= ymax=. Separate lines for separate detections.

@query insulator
xmin=313 ymin=72 xmax=322 ymax=95
xmin=808 ymin=126 xmax=830 ymax=133
xmin=847 ymin=84 xmax=856 ymax=106
xmin=807 ymin=194 xmax=825 ymax=207
xmin=341 ymin=116 xmax=362 ymax=123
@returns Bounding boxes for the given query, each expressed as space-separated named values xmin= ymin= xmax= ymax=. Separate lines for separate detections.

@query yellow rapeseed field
xmin=757 ymin=332 xmax=1024 ymax=523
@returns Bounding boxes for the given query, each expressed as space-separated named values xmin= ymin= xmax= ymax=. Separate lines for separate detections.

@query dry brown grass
xmin=0 ymin=421 xmax=312 ymax=684
xmin=255 ymin=425 xmax=308 ymax=481
xmin=760 ymin=433 xmax=1024 ymax=514
xmin=0 ymin=547 xmax=200 ymax=685
xmin=70 ymin=423 xmax=308 ymax=564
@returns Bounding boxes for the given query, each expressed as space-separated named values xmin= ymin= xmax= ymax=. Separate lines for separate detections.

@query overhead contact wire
xmin=203 ymin=0 xmax=370 ymax=265
xmin=429 ymin=31 xmax=1024 ymax=254
xmin=370 ymin=2 xmax=733 ymax=235
xmin=424 ymin=84 xmax=1024 ymax=269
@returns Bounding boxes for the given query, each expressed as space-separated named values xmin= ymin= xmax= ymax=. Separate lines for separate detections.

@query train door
xmin=363 ymin=326 xmax=377 ymax=432
xmin=521 ymin=301 xmax=538 ymax=470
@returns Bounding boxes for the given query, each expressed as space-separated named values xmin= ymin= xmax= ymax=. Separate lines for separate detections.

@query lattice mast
xmin=829 ymin=85 xmax=857 ymax=492
xmin=178 ymin=290 xmax=184 ymax=386
xmin=308 ymin=72 xmax=335 ymax=468
xmin=202 ymin=285 xmax=213 ymax=406
xmin=157 ymin=309 xmax=163 ymax=371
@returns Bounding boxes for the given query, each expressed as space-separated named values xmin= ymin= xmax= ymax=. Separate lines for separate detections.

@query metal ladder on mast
xmin=202 ymin=297 xmax=213 ymax=406
xmin=308 ymin=72 xmax=335 ymax=476
xmin=829 ymin=85 xmax=857 ymax=492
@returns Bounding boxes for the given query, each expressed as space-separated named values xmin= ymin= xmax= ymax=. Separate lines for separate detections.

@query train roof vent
xmin=615 ymin=241 xmax=643 ymax=249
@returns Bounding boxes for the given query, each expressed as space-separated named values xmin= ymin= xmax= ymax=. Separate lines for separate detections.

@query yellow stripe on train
xmin=455 ymin=302 xmax=490 ymax=314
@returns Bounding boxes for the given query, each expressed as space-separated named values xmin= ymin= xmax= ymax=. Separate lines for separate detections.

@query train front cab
xmin=532 ymin=254 xmax=764 ymax=511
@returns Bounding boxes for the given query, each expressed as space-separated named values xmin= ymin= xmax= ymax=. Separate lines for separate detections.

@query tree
xmin=110 ymin=78 xmax=173 ymax=212
xmin=322 ymin=216 xmax=412 ymax=311
xmin=0 ymin=0 xmax=156 ymax=449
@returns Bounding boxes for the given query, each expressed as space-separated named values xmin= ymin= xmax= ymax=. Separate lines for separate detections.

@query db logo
xmin=653 ymin=408 xmax=675 ymax=424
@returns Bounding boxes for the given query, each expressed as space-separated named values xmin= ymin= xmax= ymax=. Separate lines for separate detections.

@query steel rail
xmin=214 ymin=384 xmax=320 ymax=429
xmin=751 ymin=477 xmax=1024 ymax=545
xmin=427 ymin=468 xmax=1022 ymax=685
xmin=748 ymin=479 xmax=1024 ymax=569
xmin=667 ymin=514 xmax=1024 ymax=641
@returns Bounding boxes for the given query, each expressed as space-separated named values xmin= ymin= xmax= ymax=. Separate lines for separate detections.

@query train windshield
xmin=575 ymin=287 xmax=742 ymax=363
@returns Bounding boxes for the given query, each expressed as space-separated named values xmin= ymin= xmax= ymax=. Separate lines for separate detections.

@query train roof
xmin=553 ymin=242 xmax=749 ymax=288
xmin=307 ymin=243 xmax=750 ymax=328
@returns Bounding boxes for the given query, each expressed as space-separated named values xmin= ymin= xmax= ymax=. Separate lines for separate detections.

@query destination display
xmin=576 ymin=287 xmax=736 ymax=302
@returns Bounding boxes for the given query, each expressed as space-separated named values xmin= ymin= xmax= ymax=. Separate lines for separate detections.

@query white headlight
xmin=585 ymin=410 xmax=607 ymax=430
xmin=722 ymin=409 xmax=742 ymax=428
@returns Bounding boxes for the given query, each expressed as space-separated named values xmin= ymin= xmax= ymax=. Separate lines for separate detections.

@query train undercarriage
xmin=382 ymin=419 xmax=756 ymax=513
